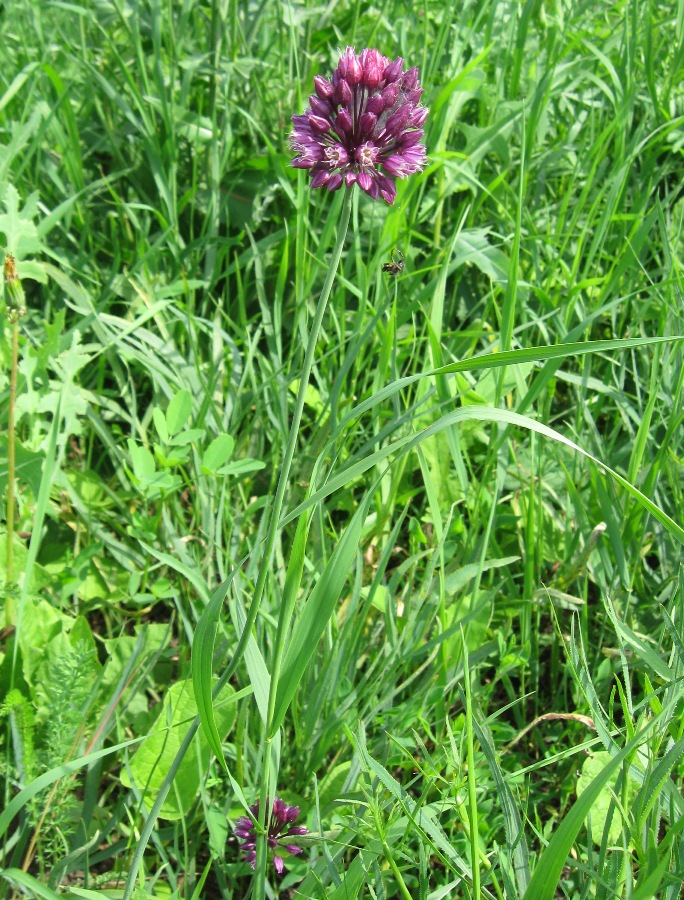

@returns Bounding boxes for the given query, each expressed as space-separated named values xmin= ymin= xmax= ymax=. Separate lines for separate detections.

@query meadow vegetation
xmin=0 ymin=0 xmax=683 ymax=897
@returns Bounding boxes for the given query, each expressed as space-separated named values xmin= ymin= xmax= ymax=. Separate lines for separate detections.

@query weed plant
xmin=0 ymin=0 xmax=683 ymax=898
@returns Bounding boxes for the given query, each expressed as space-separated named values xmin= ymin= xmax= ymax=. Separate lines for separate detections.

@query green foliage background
xmin=0 ymin=0 xmax=683 ymax=897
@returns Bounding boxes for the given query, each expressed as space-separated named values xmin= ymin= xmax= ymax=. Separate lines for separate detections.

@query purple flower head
xmin=235 ymin=797 xmax=308 ymax=874
xmin=290 ymin=47 xmax=428 ymax=205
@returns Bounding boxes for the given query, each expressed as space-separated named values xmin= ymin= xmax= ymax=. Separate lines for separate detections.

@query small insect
xmin=382 ymin=248 xmax=404 ymax=276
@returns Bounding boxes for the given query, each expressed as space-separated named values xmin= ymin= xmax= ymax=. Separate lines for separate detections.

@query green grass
xmin=0 ymin=0 xmax=683 ymax=897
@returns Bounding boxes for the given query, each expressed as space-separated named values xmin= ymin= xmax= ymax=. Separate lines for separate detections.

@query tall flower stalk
xmin=246 ymin=47 xmax=427 ymax=896
xmin=4 ymin=253 xmax=25 ymax=627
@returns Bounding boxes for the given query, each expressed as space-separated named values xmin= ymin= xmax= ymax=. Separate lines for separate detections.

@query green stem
xmin=252 ymin=188 xmax=352 ymax=900
xmin=463 ymin=634 xmax=481 ymax=899
xmin=5 ymin=316 xmax=18 ymax=625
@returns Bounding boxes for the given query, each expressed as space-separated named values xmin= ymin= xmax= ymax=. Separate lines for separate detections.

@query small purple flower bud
xmin=357 ymin=171 xmax=373 ymax=191
xmin=285 ymin=844 xmax=303 ymax=855
xmin=383 ymin=57 xmax=404 ymax=83
xmin=344 ymin=171 xmax=357 ymax=187
xmin=401 ymin=66 xmax=419 ymax=91
xmin=359 ymin=111 xmax=377 ymax=136
xmin=287 ymin=825 xmax=309 ymax=836
xmin=313 ymin=75 xmax=333 ymax=99
xmin=274 ymin=856 xmax=284 ymax=874
xmin=377 ymin=174 xmax=397 ymax=204
xmin=382 ymin=154 xmax=406 ymax=177
xmin=346 ymin=54 xmax=363 ymax=86
xmin=365 ymin=94 xmax=384 ymax=116
xmin=309 ymin=95 xmax=331 ymax=117
xmin=327 ymin=172 xmax=343 ymax=191
xmin=335 ymin=108 xmax=353 ymax=133
xmin=310 ymin=169 xmax=331 ymax=187
xmin=385 ymin=104 xmax=412 ymax=136
xmin=396 ymin=129 xmax=424 ymax=148
xmin=380 ymin=82 xmax=399 ymax=109
xmin=334 ymin=78 xmax=353 ymax=107
xmin=308 ymin=114 xmax=331 ymax=133
xmin=410 ymin=107 xmax=429 ymax=127
xmin=360 ymin=48 xmax=385 ymax=88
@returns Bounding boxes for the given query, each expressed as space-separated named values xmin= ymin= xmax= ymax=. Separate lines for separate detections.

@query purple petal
xmin=383 ymin=57 xmax=404 ymax=83
xmin=285 ymin=844 xmax=303 ymax=855
xmin=365 ymin=94 xmax=384 ymax=116
xmin=382 ymin=154 xmax=406 ymax=177
xmin=336 ymin=108 xmax=353 ymax=133
xmin=309 ymin=95 xmax=332 ymax=117
xmin=410 ymin=107 xmax=429 ymax=127
xmin=310 ymin=169 xmax=331 ymax=188
xmin=359 ymin=111 xmax=377 ymax=135
xmin=273 ymin=855 xmax=284 ymax=874
xmin=247 ymin=851 xmax=256 ymax=868
xmin=308 ymin=114 xmax=330 ymax=133
xmin=385 ymin=105 xmax=412 ymax=137
xmin=334 ymin=78 xmax=352 ymax=107
xmin=314 ymin=75 xmax=334 ymax=100
xmin=327 ymin=173 xmax=343 ymax=191
xmin=381 ymin=83 xmax=399 ymax=108
xmin=401 ymin=67 xmax=419 ymax=91
xmin=396 ymin=129 xmax=424 ymax=148
xmin=286 ymin=825 xmax=309 ymax=835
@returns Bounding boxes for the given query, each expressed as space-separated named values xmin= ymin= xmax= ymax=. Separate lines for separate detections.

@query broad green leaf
xmin=202 ymin=434 xmax=235 ymax=472
xmin=216 ymin=458 xmax=265 ymax=477
xmin=576 ymin=751 xmax=638 ymax=845
xmin=127 ymin=440 xmax=155 ymax=480
xmin=0 ymin=436 xmax=44 ymax=496
xmin=152 ymin=407 xmax=168 ymax=443
xmin=121 ymin=678 xmax=236 ymax=820
xmin=523 ymin=717 xmax=659 ymax=900
xmin=165 ymin=389 xmax=192 ymax=434
xmin=167 ymin=428 xmax=205 ymax=447
xmin=191 ymin=575 xmax=236 ymax=769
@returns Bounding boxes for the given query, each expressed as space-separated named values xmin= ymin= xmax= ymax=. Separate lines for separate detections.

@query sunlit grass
xmin=0 ymin=0 xmax=683 ymax=898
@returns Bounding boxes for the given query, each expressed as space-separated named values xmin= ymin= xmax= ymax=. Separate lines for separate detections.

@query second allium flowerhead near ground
xmin=290 ymin=47 xmax=428 ymax=205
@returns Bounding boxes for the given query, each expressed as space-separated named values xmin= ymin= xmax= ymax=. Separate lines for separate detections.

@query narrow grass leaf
xmin=270 ymin=495 xmax=371 ymax=736
xmin=523 ymin=718 xmax=659 ymax=900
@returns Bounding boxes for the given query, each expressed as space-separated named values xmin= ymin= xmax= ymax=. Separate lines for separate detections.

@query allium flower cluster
xmin=235 ymin=798 xmax=307 ymax=874
xmin=290 ymin=47 xmax=428 ymax=205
